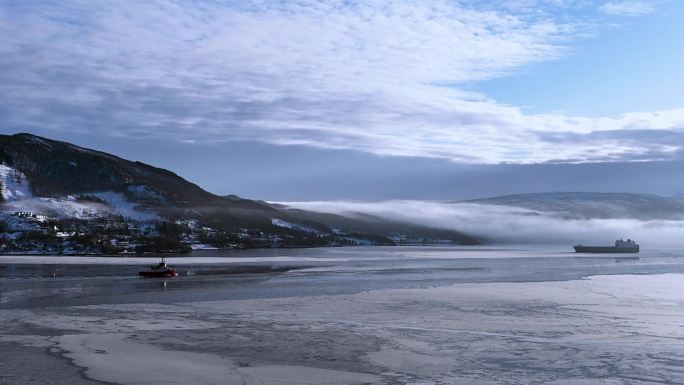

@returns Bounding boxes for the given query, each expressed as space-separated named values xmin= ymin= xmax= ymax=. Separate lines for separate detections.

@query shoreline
xmin=0 ymin=241 xmax=484 ymax=257
xmin=0 ymin=244 xmax=617 ymax=265
xmin=0 ymin=254 xmax=357 ymax=265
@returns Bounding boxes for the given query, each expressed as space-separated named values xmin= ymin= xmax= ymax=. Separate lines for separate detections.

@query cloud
xmin=599 ymin=1 xmax=656 ymax=16
xmin=280 ymin=200 xmax=684 ymax=247
xmin=0 ymin=0 xmax=680 ymax=164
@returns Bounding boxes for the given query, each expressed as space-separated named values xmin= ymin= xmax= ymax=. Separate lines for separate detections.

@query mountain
xmin=464 ymin=192 xmax=684 ymax=220
xmin=0 ymin=133 xmax=219 ymax=206
xmin=0 ymin=133 xmax=477 ymax=254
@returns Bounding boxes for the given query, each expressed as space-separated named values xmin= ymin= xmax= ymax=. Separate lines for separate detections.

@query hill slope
xmin=0 ymin=133 xmax=477 ymax=254
xmin=0 ymin=133 xmax=221 ymax=207
xmin=464 ymin=192 xmax=684 ymax=220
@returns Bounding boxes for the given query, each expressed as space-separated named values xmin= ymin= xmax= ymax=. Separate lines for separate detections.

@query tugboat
xmin=574 ymin=238 xmax=639 ymax=254
xmin=138 ymin=257 xmax=178 ymax=277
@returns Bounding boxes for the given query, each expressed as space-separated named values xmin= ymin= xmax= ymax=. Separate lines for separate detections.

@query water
xmin=3 ymin=245 xmax=684 ymax=384
xmin=2 ymin=245 xmax=683 ymax=309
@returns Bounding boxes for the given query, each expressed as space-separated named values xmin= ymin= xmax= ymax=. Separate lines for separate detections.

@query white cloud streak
xmin=599 ymin=1 xmax=656 ymax=16
xmin=0 ymin=0 xmax=679 ymax=163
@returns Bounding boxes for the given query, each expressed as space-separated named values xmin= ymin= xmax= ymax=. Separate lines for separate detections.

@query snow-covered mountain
xmin=0 ymin=133 xmax=476 ymax=254
xmin=0 ymin=133 xmax=224 ymax=207
xmin=464 ymin=192 xmax=684 ymax=220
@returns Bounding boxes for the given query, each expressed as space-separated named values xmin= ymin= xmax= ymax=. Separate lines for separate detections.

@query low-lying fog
xmin=280 ymin=201 xmax=684 ymax=247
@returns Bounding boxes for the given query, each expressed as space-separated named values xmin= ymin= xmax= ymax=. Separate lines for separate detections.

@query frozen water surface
xmin=1 ymin=245 xmax=684 ymax=384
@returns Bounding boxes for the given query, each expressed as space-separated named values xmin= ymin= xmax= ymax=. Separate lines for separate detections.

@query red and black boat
xmin=139 ymin=258 xmax=178 ymax=277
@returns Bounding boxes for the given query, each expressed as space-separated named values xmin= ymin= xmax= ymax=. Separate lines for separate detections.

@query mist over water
xmin=280 ymin=200 xmax=684 ymax=247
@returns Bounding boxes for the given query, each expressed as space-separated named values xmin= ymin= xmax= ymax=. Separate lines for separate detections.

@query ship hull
xmin=138 ymin=269 xmax=178 ymax=277
xmin=574 ymin=246 xmax=639 ymax=253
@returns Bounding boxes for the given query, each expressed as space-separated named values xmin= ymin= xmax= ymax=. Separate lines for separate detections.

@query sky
xmin=1 ymin=0 xmax=683 ymax=200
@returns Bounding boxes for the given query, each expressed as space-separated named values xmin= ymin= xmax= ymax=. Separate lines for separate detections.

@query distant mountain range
xmin=464 ymin=192 xmax=684 ymax=220
xmin=0 ymin=133 xmax=477 ymax=254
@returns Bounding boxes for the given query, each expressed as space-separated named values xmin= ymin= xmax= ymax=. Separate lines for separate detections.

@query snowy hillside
xmin=0 ymin=164 xmax=32 ymax=201
xmin=0 ymin=133 xmax=478 ymax=254
xmin=0 ymin=192 xmax=158 ymax=221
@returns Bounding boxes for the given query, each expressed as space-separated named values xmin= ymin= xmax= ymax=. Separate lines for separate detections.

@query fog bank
xmin=280 ymin=200 xmax=684 ymax=247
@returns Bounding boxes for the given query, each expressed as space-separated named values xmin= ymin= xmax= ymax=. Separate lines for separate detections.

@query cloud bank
xmin=1 ymin=1 xmax=682 ymax=163
xmin=600 ymin=1 xmax=656 ymax=16
xmin=281 ymin=200 xmax=684 ymax=247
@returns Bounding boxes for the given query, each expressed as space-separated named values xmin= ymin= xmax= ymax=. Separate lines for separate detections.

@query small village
xmin=0 ymin=208 xmax=277 ymax=254
xmin=0 ymin=209 xmax=372 ymax=255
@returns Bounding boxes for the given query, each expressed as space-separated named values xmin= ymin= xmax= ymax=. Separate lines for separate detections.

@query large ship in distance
xmin=574 ymin=238 xmax=639 ymax=254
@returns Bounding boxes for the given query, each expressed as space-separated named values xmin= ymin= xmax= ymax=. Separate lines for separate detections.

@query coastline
xmin=0 ymin=240 xmax=481 ymax=257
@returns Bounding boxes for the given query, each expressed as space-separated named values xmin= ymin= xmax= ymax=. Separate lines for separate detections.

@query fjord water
xmin=2 ymin=245 xmax=683 ymax=308
xmin=3 ymin=245 xmax=684 ymax=384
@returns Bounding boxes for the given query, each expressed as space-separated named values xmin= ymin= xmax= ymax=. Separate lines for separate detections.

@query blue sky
xmin=1 ymin=0 xmax=683 ymax=199
xmin=471 ymin=1 xmax=684 ymax=116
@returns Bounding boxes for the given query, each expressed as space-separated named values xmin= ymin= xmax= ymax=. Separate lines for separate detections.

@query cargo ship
xmin=574 ymin=238 xmax=639 ymax=254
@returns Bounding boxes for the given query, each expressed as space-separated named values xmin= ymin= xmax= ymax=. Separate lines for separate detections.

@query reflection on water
xmin=0 ymin=245 xmax=682 ymax=309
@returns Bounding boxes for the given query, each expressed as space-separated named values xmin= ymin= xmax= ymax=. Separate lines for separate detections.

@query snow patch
xmin=271 ymin=218 xmax=320 ymax=233
xmin=91 ymin=192 xmax=159 ymax=221
xmin=189 ymin=243 xmax=220 ymax=250
xmin=0 ymin=164 xmax=32 ymax=201
xmin=2 ymin=197 xmax=113 ymax=220
xmin=0 ymin=192 xmax=159 ymax=222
